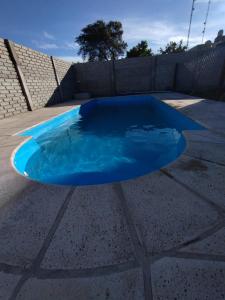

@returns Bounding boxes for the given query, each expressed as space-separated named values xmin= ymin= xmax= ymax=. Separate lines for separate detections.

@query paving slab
xmin=41 ymin=184 xmax=135 ymax=270
xmin=121 ymin=171 xmax=218 ymax=254
xmin=180 ymin=226 xmax=225 ymax=256
xmin=0 ymin=272 xmax=21 ymax=300
xmin=183 ymin=131 xmax=225 ymax=166
xmin=0 ymin=183 xmax=72 ymax=268
xmin=0 ymin=101 xmax=78 ymax=137
xmin=165 ymin=99 xmax=225 ymax=131
xmin=184 ymin=130 xmax=225 ymax=145
xmin=163 ymin=156 xmax=225 ymax=210
xmin=17 ymin=268 xmax=144 ymax=300
xmin=151 ymin=257 xmax=225 ymax=300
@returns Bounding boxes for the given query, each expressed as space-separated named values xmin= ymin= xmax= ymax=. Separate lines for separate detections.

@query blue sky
xmin=0 ymin=0 xmax=224 ymax=62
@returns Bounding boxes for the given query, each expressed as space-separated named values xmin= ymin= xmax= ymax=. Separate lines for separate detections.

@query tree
xmin=75 ymin=20 xmax=127 ymax=62
xmin=126 ymin=40 xmax=153 ymax=58
xmin=159 ymin=40 xmax=187 ymax=54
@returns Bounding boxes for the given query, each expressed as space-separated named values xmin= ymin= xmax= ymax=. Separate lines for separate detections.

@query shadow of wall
xmin=46 ymin=65 xmax=76 ymax=107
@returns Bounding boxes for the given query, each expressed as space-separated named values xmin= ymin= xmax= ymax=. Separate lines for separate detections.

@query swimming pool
xmin=12 ymin=95 xmax=204 ymax=185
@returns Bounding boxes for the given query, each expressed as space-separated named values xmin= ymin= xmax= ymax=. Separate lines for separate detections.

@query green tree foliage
xmin=159 ymin=40 xmax=187 ymax=54
xmin=126 ymin=40 xmax=153 ymax=58
xmin=75 ymin=20 xmax=127 ymax=62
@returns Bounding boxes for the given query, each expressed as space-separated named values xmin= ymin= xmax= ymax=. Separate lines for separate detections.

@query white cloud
xmin=56 ymin=55 xmax=84 ymax=63
xmin=43 ymin=31 xmax=55 ymax=40
xmin=65 ymin=42 xmax=75 ymax=49
xmin=122 ymin=18 xmax=188 ymax=50
xmin=122 ymin=1 xmax=225 ymax=52
xmin=197 ymin=0 xmax=224 ymax=3
xmin=32 ymin=40 xmax=58 ymax=49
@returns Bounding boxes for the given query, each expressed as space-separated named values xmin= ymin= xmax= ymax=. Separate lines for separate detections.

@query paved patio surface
xmin=0 ymin=93 xmax=225 ymax=299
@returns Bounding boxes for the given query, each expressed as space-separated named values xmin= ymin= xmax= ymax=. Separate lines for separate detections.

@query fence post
xmin=4 ymin=39 xmax=34 ymax=111
xmin=51 ymin=56 xmax=63 ymax=102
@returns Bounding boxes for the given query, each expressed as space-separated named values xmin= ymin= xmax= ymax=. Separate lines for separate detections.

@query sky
xmin=0 ymin=0 xmax=224 ymax=62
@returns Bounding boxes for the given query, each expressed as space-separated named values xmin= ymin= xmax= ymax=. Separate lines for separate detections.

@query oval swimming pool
xmin=12 ymin=95 xmax=204 ymax=185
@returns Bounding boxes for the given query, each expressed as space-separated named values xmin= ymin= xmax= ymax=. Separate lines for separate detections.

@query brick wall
xmin=13 ymin=43 xmax=60 ymax=109
xmin=0 ymin=38 xmax=76 ymax=119
xmin=0 ymin=38 xmax=28 ymax=119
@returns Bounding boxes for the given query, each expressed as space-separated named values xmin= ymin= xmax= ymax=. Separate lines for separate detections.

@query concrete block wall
xmin=54 ymin=58 xmax=76 ymax=99
xmin=0 ymin=38 xmax=75 ymax=119
xmin=176 ymin=47 xmax=225 ymax=94
xmin=115 ymin=56 xmax=154 ymax=94
xmin=1 ymin=37 xmax=225 ymax=121
xmin=0 ymin=38 xmax=28 ymax=119
xmin=74 ymin=46 xmax=225 ymax=99
xmin=13 ymin=43 xmax=60 ymax=109
xmin=74 ymin=60 xmax=113 ymax=97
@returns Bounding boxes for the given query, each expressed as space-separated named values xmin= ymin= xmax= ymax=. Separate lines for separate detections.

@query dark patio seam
xmin=167 ymin=252 xmax=225 ymax=263
xmin=160 ymin=169 xmax=225 ymax=216
xmin=8 ymin=187 xmax=76 ymax=300
xmin=146 ymin=218 xmax=225 ymax=264
xmin=113 ymin=183 xmax=153 ymax=300
xmin=37 ymin=260 xmax=138 ymax=279
xmin=184 ymin=153 xmax=225 ymax=168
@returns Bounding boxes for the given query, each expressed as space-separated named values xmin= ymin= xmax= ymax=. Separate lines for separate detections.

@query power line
xmin=202 ymin=0 xmax=211 ymax=44
xmin=187 ymin=0 xmax=197 ymax=49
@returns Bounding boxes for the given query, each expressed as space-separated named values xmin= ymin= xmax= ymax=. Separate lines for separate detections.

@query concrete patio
xmin=0 ymin=92 xmax=225 ymax=300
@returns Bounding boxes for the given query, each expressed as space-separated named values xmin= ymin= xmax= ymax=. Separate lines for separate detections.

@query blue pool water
xmin=13 ymin=95 xmax=204 ymax=185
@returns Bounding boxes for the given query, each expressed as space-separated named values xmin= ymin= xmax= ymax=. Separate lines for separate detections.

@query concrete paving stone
xmin=151 ymin=257 xmax=225 ymax=300
xmin=0 ymin=272 xmax=21 ymax=300
xmin=183 ymin=130 xmax=225 ymax=145
xmin=164 ymin=98 xmax=225 ymax=129
xmin=0 ymin=183 xmax=72 ymax=268
xmin=185 ymin=141 xmax=225 ymax=166
xmin=17 ymin=268 xmax=144 ymax=300
xmin=0 ymin=171 xmax=29 ymax=209
xmin=0 ymin=102 xmax=77 ymax=137
xmin=121 ymin=171 xmax=218 ymax=254
xmin=163 ymin=156 xmax=225 ymax=210
xmin=0 ymin=139 xmax=25 ymax=164
xmin=178 ymin=100 xmax=225 ymax=131
xmin=41 ymin=185 xmax=135 ymax=270
xmin=0 ymin=143 xmax=34 ymax=209
xmin=180 ymin=226 xmax=225 ymax=256
xmin=183 ymin=132 xmax=225 ymax=166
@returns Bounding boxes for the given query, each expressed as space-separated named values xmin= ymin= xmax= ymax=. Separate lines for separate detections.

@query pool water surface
xmin=12 ymin=95 xmax=204 ymax=185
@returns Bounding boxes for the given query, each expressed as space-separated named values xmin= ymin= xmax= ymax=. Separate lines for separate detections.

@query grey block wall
xmin=0 ymin=38 xmax=28 ymax=119
xmin=115 ymin=57 xmax=154 ymax=94
xmin=73 ymin=46 xmax=225 ymax=98
xmin=0 ymin=39 xmax=76 ymax=119
xmin=74 ymin=60 xmax=113 ymax=97
xmin=1 ymin=37 xmax=225 ymax=120
xmin=13 ymin=43 xmax=60 ymax=109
